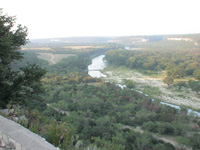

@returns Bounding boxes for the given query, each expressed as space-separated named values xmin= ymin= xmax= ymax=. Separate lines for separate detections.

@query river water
xmin=88 ymin=55 xmax=200 ymax=117
xmin=88 ymin=55 xmax=107 ymax=78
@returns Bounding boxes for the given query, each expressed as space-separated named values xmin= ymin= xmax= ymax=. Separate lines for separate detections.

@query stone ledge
xmin=0 ymin=115 xmax=59 ymax=150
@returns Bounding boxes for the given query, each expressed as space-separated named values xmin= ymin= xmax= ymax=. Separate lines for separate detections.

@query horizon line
xmin=29 ymin=32 xmax=200 ymax=40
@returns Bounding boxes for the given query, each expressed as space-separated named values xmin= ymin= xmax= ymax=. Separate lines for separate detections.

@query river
xmin=88 ymin=55 xmax=200 ymax=117
xmin=88 ymin=55 xmax=107 ymax=78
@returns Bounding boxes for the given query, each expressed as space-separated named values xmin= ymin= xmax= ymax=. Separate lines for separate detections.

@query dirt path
xmin=37 ymin=53 xmax=75 ymax=64
xmin=50 ymin=54 xmax=56 ymax=64
xmin=37 ymin=53 xmax=56 ymax=64
xmin=46 ymin=103 xmax=69 ymax=116
xmin=103 ymin=68 xmax=200 ymax=109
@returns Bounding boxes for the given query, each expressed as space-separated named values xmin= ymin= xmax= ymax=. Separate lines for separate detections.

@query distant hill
xmin=109 ymin=34 xmax=200 ymax=45
xmin=30 ymin=34 xmax=200 ymax=46
xmin=30 ymin=37 xmax=115 ymax=44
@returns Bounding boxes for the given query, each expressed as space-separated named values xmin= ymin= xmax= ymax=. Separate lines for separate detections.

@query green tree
xmin=0 ymin=10 xmax=45 ymax=107
xmin=163 ymin=77 xmax=174 ymax=86
xmin=193 ymin=70 xmax=200 ymax=80
xmin=45 ymin=119 xmax=74 ymax=149
xmin=124 ymin=79 xmax=136 ymax=89
xmin=188 ymin=80 xmax=200 ymax=94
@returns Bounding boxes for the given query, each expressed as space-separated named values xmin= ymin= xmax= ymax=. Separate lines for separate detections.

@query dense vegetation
xmin=6 ymin=51 xmax=199 ymax=150
xmin=105 ymin=49 xmax=200 ymax=78
xmin=1 ymin=11 xmax=200 ymax=150
xmin=11 ymin=51 xmax=49 ymax=70
xmin=105 ymin=49 xmax=200 ymax=93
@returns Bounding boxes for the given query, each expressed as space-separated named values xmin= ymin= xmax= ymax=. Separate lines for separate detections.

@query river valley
xmin=88 ymin=55 xmax=200 ymax=116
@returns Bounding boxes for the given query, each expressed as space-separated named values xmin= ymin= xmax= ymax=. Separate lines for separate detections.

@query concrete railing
xmin=0 ymin=115 xmax=58 ymax=150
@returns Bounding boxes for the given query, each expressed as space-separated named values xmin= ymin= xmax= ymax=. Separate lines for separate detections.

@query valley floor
xmin=102 ymin=66 xmax=200 ymax=110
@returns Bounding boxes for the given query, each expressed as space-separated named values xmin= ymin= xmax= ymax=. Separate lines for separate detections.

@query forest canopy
xmin=105 ymin=49 xmax=200 ymax=79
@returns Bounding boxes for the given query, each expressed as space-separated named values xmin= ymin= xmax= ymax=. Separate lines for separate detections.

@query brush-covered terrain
xmin=1 ymin=11 xmax=200 ymax=150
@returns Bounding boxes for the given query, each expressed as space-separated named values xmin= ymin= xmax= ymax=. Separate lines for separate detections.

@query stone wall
xmin=0 ymin=130 xmax=24 ymax=150
xmin=0 ymin=115 xmax=58 ymax=150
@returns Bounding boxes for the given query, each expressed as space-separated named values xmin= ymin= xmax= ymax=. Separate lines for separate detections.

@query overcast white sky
xmin=1 ymin=0 xmax=200 ymax=39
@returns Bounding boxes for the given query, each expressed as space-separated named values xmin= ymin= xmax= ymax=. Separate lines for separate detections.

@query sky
xmin=1 ymin=0 xmax=200 ymax=39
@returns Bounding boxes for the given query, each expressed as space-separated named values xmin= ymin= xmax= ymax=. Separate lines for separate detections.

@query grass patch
xmin=103 ymin=66 xmax=141 ymax=76
xmin=103 ymin=65 xmax=165 ymax=79
xmin=143 ymin=86 xmax=162 ymax=96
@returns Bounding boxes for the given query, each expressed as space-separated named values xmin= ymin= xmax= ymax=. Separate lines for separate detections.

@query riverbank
xmin=102 ymin=66 xmax=200 ymax=110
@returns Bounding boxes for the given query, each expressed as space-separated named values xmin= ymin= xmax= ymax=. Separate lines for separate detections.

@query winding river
xmin=88 ymin=55 xmax=200 ymax=117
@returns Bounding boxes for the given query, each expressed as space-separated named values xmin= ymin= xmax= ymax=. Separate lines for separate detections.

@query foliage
xmin=38 ymin=79 xmax=197 ymax=149
xmin=189 ymin=133 xmax=200 ymax=149
xmin=44 ymin=119 xmax=74 ymax=148
xmin=163 ymin=77 xmax=174 ymax=86
xmin=11 ymin=51 xmax=49 ymax=70
xmin=143 ymin=86 xmax=162 ymax=96
xmin=193 ymin=70 xmax=200 ymax=80
xmin=188 ymin=80 xmax=200 ymax=94
xmin=123 ymin=79 xmax=136 ymax=89
xmin=176 ymin=136 xmax=191 ymax=147
xmin=0 ymin=11 xmax=46 ymax=108
xmin=142 ymin=121 xmax=184 ymax=135
xmin=2 ymin=10 xmax=199 ymax=150
xmin=173 ymin=81 xmax=187 ymax=90
xmin=105 ymin=49 xmax=200 ymax=79
xmin=49 ymin=55 xmax=90 ymax=75
xmin=14 ymin=53 xmax=199 ymax=150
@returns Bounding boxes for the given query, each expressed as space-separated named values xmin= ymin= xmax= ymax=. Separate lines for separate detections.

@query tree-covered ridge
xmin=11 ymin=51 xmax=49 ymax=70
xmin=42 ymin=55 xmax=102 ymax=85
xmin=105 ymin=49 xmax=200 ymax=79
xmin=110 ymin=34 xmax=200 ymax=48
xmin=48 ymin=55 xmax=90 ymax=75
